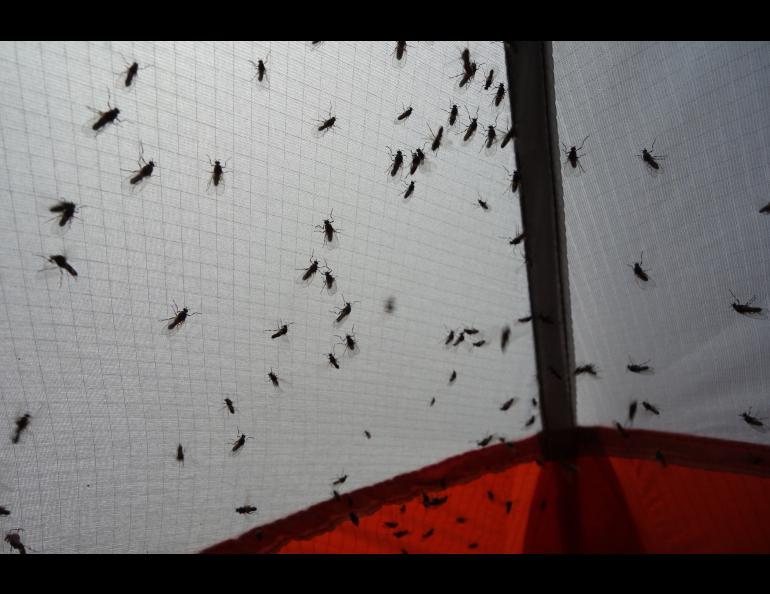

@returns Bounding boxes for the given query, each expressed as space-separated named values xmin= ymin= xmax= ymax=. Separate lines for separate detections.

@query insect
xmin=761 ymin=202 xmax=770 ymax=214
xmin=500 ymin=398 xmax=516 ymax=412
xmin=123 ymin=61 xmax=139 ymax=87
xmin=333 ymin=474 xmax=348 ymax=486
xmin=483 ymin=122 xmax=498 ymax=149
xmin=655 ymin=450 xmax=667 ymax=467
xmin=483 ymin=68 xmax=495 ymax=90
xmin=627 ymin=358 xmax=652 ymax=373
xmin=453 ymin=331 xmax=466 ymax=346
xmin=394 ymin=41 xmax=408 ymax=61
xmin=230 ymin=430 xmax=252 ymax=453
xmin=449 ymin=370 xmax=457 ymax=384
xmin=321 ymin=263 xmax=336 ymax=293
xmin=422 ymin=528 xmax=434 ymax=539
xmin=384 ymin=521 xmax=399 ymax=529
xmin=5 ymin=530 xmax=25 ymax=555
xmin=628 ymin=401 xmax=638 ymax=423
xmin=397 ymin=105 xmax=413 ymax=121
xmin=628 ymin=252 xmax=650 ymax=282
xmin=518 ymin=315 xmax=533 ymax=323
xmin=162 ymin=301 xmax=199 ymax=331
xmin=331 ymin=295 xmax=357 ymax=323
xmin=505 ymin=501 xmax=513 ymax=514
xmin=524 ymin=416 xmax=536 ymax=428
xmin=575 ymin=364 xmax=598 ymax=376
xmin=176 ymin=444 xmax=184 ymax=464
xmin=447 ymin=103 xmax=459 ymax=126
xmin=266 ymin=320 xmax=293 ymax=339
xmin=730 ymin=290 xmax=763 ymax=315
xmin=615 ymin=422 xmax=630 ymax=438
xmin=332 ymin=490 xmax=341 ymax=501
xmin=637 ymin=139 xmax=665 ymax=170
xmin=501 ymin=326 xmax=511 ymax=352
xmin=327 ymin=352 xmax=340 ymax=369
xmin=477 ymin=198 xmax=489 ymax=211
xmin=429 ymin=397 xmax=436 ymax=407
xmin=487 ymin=491 xmax=495 ymax=502
xmin=472 ymin=340 xmax=486 ymax=347
xmin=207 ymin=156 xmax=228 ymax=189
xmin=89 ymin=92 xmax=121 ymax=131
xmin=0 ymin=507 xmax=9 ymax=516
xmin=49 ymin=200 xmax=79 ymax=228
xmin=461 ymin=48 xmax=471 ymax=71
xmin=501 ymin=123 xmax=516 ymax=148
xmin=409 ymin=148 xmax=426 ymax=175
xmin=223 ymin=398 xmax=236 ymax=414
xmin=348 ymin=512 xmax=359 ymax=526
xmin=477 ymin=435 xmax=493 ymax=447
xmin=335 ymin=326 xmax=357 ymax=354
xmin=236 ymin=505 xmax=257 ymax=515
xmin=128 ymin=143 xmax=155 ymax=185
xmin=507 ymin=168 xmax=521 ymax=193
xmin=429 ymin=124 xmax=443 ymax=152
xmin=249 ymin=51 xmax=269 ymax=83
xmin=458 ymin=62 xmax=478 ymax=87
xmin=463 ymin=327 xmax=479 ymax=335
xmin=422 ymin=493 xmax=448 ymax=508
xmin=364 ymin=430 xmax=371 ymax=439
xmin=444 ymin=328 xmax=455 ymax=345
xmin=384 ymin=297 xmax=395 ymax=313
xmin=642 ymin=401 xmax=660 ymax=415
xmin=393 ymin=530 xmax=409 ymax=538
xmin=40 ymin=254 xmax=78 ymax=284
xmin=387 ymin=147 xmax=404 ymax=177
xmin=456 ymin=516 xmax=467 ymax=524
xmin=12 ymin=413 xmax=31 ymax=444
xmin=493 ymin=83 xmax=506 ymax=107
xmin=740 ymin=408 xmax=765 ymax=427
xmin=299 ymin=250 xmax=320 ymax=282
xmin=462 ymin=107 xmax=479 ymax=141
xmin=403 ymin=180 xmax=415 ymax=199
xmin=562 ymin=135 xmax=589 ymax=171
xmin=267 ymin=368 xmax=280 ymax=388
xmin=315 ymin=210 xmax=339 ymax=246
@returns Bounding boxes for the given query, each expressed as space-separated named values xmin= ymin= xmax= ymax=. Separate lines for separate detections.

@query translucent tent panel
xmin=0 ymin=41 xmax=533 ymax=553
xmin=552 ymin=41 xmax=770 ymax=444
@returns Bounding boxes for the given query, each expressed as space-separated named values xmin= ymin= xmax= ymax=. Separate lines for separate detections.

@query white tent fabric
xmin=552 ymin=41 xmax=770 ymax=443
xmin=0 ymin=41 xmax=533 ymax=553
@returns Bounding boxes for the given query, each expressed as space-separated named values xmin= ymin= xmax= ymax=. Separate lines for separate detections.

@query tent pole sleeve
xmin=504 ymin=41 xmax=576 ymax=460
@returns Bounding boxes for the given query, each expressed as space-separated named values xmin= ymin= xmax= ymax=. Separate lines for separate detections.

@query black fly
xmin=449 ymin=370 xmax=457 ymax=384
xmin=501 ymin=325 xmax=511 ymax=352
xmin=627 ymin=358 xmax=652 ymax=373
xmin=176 ymin=444 xmax=184 ymax=465
xmin=249 ymin=51 xmax=269 ymax=83
xmin=384 ymin=297 xmax=395 ymax=313
xmin=224 ymin=398 xmax=235 ymax=414
xmin=394 ymin=41 xmax=408 ymax=61
xmin=429 ymin=124 xmax=443 ymax=152
xmin=493 ymin=83 xmax=506 ymax=107
xmin=266 ymin=320 xmax=293 ymax=339
xmin=477 ymin=435 xmax=493 ymax=447
xmin=462 ymin=107 xmax=479 ymax=141
xmin=387 ymin=147 xmax=404 ymax=177
xmin=124 ymin=61 xmax=139 ymax=87
xmin=317 ymin=104 xmax=337 ymax=133
xmin=315 ymin=210 xmax=338 ymax=246
xmin=129 ymin=144 xmax=155 ymax=185
xmin=267 ymin=368 xmax=280 ymax=388
xmin=333 ymin=474 xmax=348 ymax=486
xmin=642 ymin=401 xmax=660 ymax=415
xmin=453 ymin=331 xmax=466 ymax=346
xmin=760 ymin=202 xmax=770 ymax=214
xmin=0 ymin=506 xmax=9 ymax=516
xmin=49 ymin=200 xmax=79 ymax=228
xmin=41 ymin=255 xmax=78 ymax=283
xmin=231 ymin=429 xmax=252 ymax=452
xmin=472 ymin=340 xmax=486 ymax=347
xmin=655 ymin=450 xmax=667 ymax=467
xmin=458 ymin=62 xmax=478 ymax=87
xmin=563 ymin=136 xmax=589 ymax=171
xmin=444 ymin=328 xmax=455 ymax=346
xmin=483 ymin=121 xmax=498 ymax=149
xmin=575 ymin=364 xmax=598 ymax=377
xmin=299 ymin=250 xmax=320 ymax=282
xmin=628 ymin=401 xmax=638 ymax=423
xmin=500 ymin=398 xmax=516 ymax=412
xmin=730 ymin=290 xmax=763 ymax=315
xmin=331 ymin=295 xmax=357 ymax=323
xmin=447 ymin=103 xmax=459 ymax=126
xmin=335 ymin=326 xmax=357 ymax=354
xmin=236 ymin=505 xmax=257 ymax=515
xmin=403 ymin=180 xmax=415 ymax=199
xmin=397 ymin=105 xmax=413 ymax=121
xmin=628 ymin=252 xmax=650 ymax=282
xmin=327 ymin=352 xmax=340 ymax=369
xmin=364 ymin=430 xmax=371 ymax=439
xmin=740 ymin=408 xmax=765 ymax=427
xmin=207 ymin=156 xmax=227 ymax=189
xmin=637 ymin=139 xmax=665 ymax=170
xmin=162 ymin=301 xmax=199 ymax=331
xmin=4 ymin=530 xmax=25 ymax=555
xmin=89 ymin=91 xmax=121 ymax=131
xmin=507 ymin=168 xmax=521 ymax=193
xmin=12 ymin=413 xmax=31 ymax=444
xmin=483 ymin=68 xmax=495 ymax=90
xmin=321 ymin=262 xmax=336 ymax=293
xmin=525 ymin=416 xmax=536 ymax=429
xmin=349 ymin=512 xmax=359 ymax=527
xmin=476 ymin=198 xmax=489 ymax=211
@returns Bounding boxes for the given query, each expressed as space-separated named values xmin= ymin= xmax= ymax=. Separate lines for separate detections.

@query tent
xmin=1 ymin=40 xmax=769 ymax=554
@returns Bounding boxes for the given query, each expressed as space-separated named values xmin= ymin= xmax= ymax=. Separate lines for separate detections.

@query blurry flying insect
xmin=730 ymin=290 xmax=763 ymax=316
xmin=628 ymin=252 xmax=650 ymax=282
xmin=628 ymin=401 xmax=638 ymax=424
xmin=422 ymin=528 xmax=434 ymax=539
xmin=487 ymin=490 xmax=495 ymax=502
xmin=501 ymin=122 xmax=516 ymax=148
xmin=299 ymin=250 xmax=320 ymax=282
xmin=332 ymin=294 xmax=358 ymax=323
xmin=472 ymin=340 xmax=486 ymax=347
xmin=266 ymin=320 xmax=293 ymax=339
xmin=5 ymin=530 xmax=25 ymax=555
xmin=223 ymin=398 xmax=236 ymax=414
xmin=524 ymin=416 xmax=536 ymax=428
xmin=637 ymin=139 xmax=666 ymax=170
xmin=176 ymin=444 xmax=184 ymax=465
xmin=364 ymin=430 xmax=371 ymax=439
xmin=456 ymin=516 xmax=467 ymax=524
xmin=740 ymin=408 xmax=765 ymax=428
xmin=518 ymin=315 xmax=532 ymax=323
xmin=317 ymin=105 xmax=337 ymax=132
xmin=468 ymin=543 xmax=479 ymax=550
xmin=349 ymin=513 xmax=360 ymax=527
xmin=162 ymin=301 xmax=199 ymax=331
xmin=398 ymin=105 xmax=413 ymax=121
xmin=315 ymin=210 xmax=339 ymax=246
xmin=207 ymin=156 xmax=228 ymax=189
xmin=88 ymin=91 xmax=121 ymax=131
xmin=428 ymin=124 xmax=443 ymax=152
xmin=12 ymin=413 xmax=31 ymax=444
xmin=403 ymin=180 xmax=415 ymax=199
xmin=493 ymin=82 xmax=506 ymax=107
xmin=429 ymin=397 xmax=436 ymax=407
xmin=0 ymin=506 xmax=9 ymax=516
xmin=230 ymin=429 xmax=252 ymax=453
xmin=327 ymin=351 xmax=340 ymax=369
xmin=575 ymin=364 xmax=598 ymax=377
xmin=655 ymin=450 xmax=667 ymax=467
xmin=384 ymin=297 xmax=396 ymax=313
xmin=40 ymin=254 xmax=78 ymax=285
xmin=335 ymin=326 xmax=358 ymax=355
xmin=501 ymin=325 xmax=511 ymax=352
xmin=449 ymin=370 xmax=457 ymax=384
xmin=387 ymin=147 xmax=404 ymax=177
xmin=500 ymin=398 xmax=516 ymax=412
xmin=760 ymin=202 xmax=770 ymax=214
xmin=642 ymin=401 xmax=660 ymax=415
xmin=236 ymin=505 xmax=257 ymax=515
xmin=627 ymin=357 xmax=652 ymax=373
xmin=483 ymin=68 xmax=495 ymax=90
xmin=562 ymin=135 xmax=589 ymax=171
xmin=477 ymin=435 xmax=493 ymax=447
xmin=461 ymin=107 xmax=479 ymax=141
xmin=248 ymin=51 xmax=270 ymax=83
xmin=128 ymin=143 xmax=156 ymax=185
xmin=267 ymin=368 xmax=281 ymax=388
xmin=333 ymin=474 xmax=348 ymax=486
xmin=615 ymin=422 xmax=630 ymax=438
xmin=48 ymin=200 xmax=80 ymax=228
xmin=321 ymin=261 xmax=336 ymax=293
xmin=393 ymin=530 xmax=409 ymax=538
